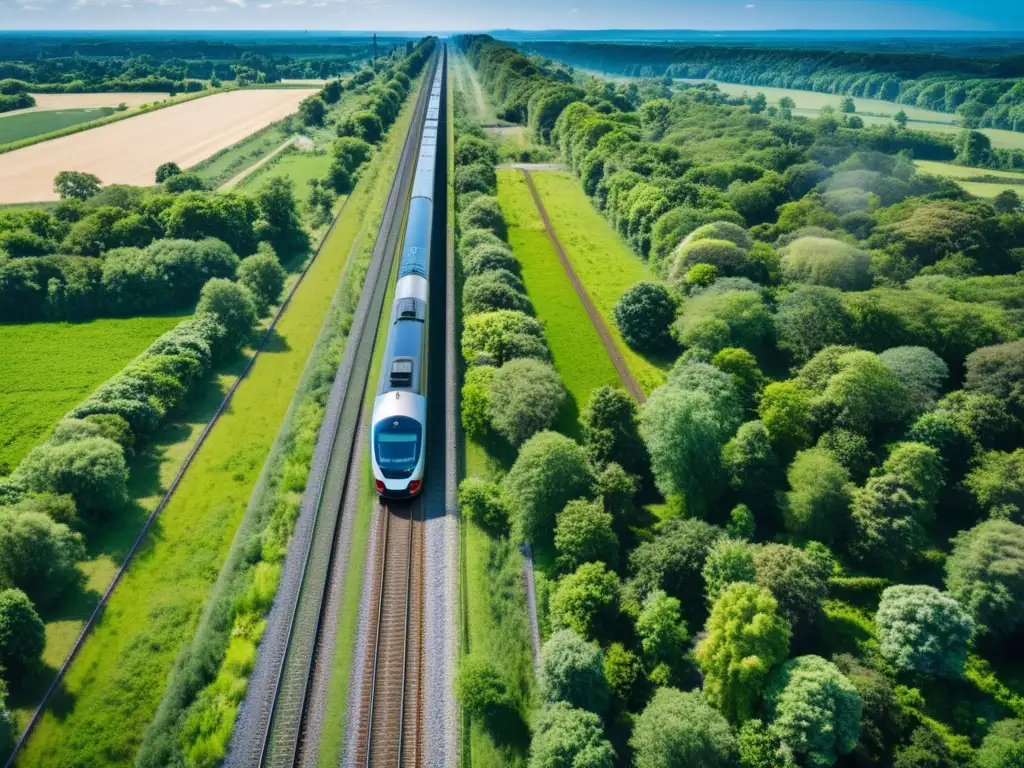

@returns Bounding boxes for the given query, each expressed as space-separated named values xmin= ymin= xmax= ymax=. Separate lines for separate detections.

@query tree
xmin=15 ymin=436 xmax=128 ymax=515
xmin=955 ymin=129 xmax=991 ymax=166
xmin=737 ymin=719 xmax=790 ymax=768
xmin=945 ymin=519 xmax=1024 ymax=638
xmin=613 ymin=281 xmax=676 ymax=353
xmin=782 ymin=448 xmax=853 ymax=544
xmin=765 ymin=656 xmax=861 ymax=768
xmin=774 ymin=286 xmax=852 ymax=364
xmin=298 ymin=94 xmax=327 ymax=126
xmin=580 ymin=386 xmax=647 ymax=475
xmin=728 ymin=505 xmax=756 ymax=540
xmin=236 ymin=245 xmax=286 ymax=317
xmin=488 ymin=358 xmax=565 ymax=446
xmin=155 ymin=161 xmax=182 ymax=183
xmin=462 ymin=243 xmax=519 ymax=278
xmin=164 ymin=172 xmax=205 ymax=193
xmin=722 ymin=420 xmax=782 ymax=512
xmin=53 ymin=170 xmax=102 ymax=200
xmin=697 ymin=583 xmax=791 ymax=724
xmin=604 ymin=642 xmax=641 ymax=709
xmin=462 ymin=310 xmax=547 ymax=366
xmin=840 ymin=96 xmax=856 ymax=113
xmin=879 ymin=347 xmax=949 ymax=413
xmin=540 ymin=629 xmax=608 ymax=713
xmin=892 ymin=726 xmax=958 ymax=768
xmin=339 ymin=109 xmax=383 ymax=142
xmin=503 ymin=432 xmax=593 ymax=548
xmin=455 ymin=163 xmax=498 ymax=197
xmin=781 ymin=237 xmax=871 ymax=291
xmin=636 ymin=590 xmax=689 ymax=685
xmin=817 ymin=428 xmax=875 ymax=483
xmin=894 ymin=110 xmax=909 ymax=129
xmin=457 ymin=655 xmax=520 ymax=745
xmin=992 ymin=190 xmax=1021 ymax=215
xmin=966 ymin=449 xmax=1024 ymax=524
xmin=529 ymin=702 xmax=615 ymax=768
xmin=255 ymin=176 xmax=309 ymax=260
xmin=630 ymin=687 xmax=737 ymax=768
xmin=549 ymin=562 xmax=620 ymax=640
xmin=875 ymin=585 xmax=973 ymax=677
xmin=195 ymin=278 xmax=257 ymax=350
xmin=753 ymin=543 xmax=828 ymax=633
xmin=0 ymin=588 xmax=44 ymax=677
xmin=702 ymin=538 xmax=756 ymax=605
xmin=712 ymin=348 xmax=764 ymax=412
xmin=554 ymin=499 xmax=618 ymax=573
xmin=461 ymin=366 xmax=494 ymax=438
xmin=675 ymin=290 xmax=773 ymax=355
xmin=455 ymin=135 xmax=500 ymax=167
xmin=816 ymin=350 xmax=912 ymax=439
xmin=965 ymin=339 xmax=1024 ymax=415
xmin=977 ymin=720 xmax=1024 ymax=768
xmin=459 ymin=196 xmax=507 ymax=240
xmin=457 ymin=477 xmax=510 ymax=534
xmin=321 ymin=78 xmax=342 ymax=104
xmin=833 ymin=654 xmax=909 ymax=767
xmin=0 ymin=510 xmax=84 ymax=606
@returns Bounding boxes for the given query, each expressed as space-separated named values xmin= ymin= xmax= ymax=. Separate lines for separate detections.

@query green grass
xmin=497 ymin=170 xmax=622 ymax=439
xmin=235 ymin=148 xmax=329 ymax=208
xmin=527 ymin=171 xmax=668 ymax=393
xmin=0 ymin=314 xmax=189 ymax=472
xmin=191 ymin=121 xmax=292 ymax=187
xmin=13 ymin=83 xmax=419 ymax=768
xmin=914 ymin=159 xmax=1024 ymax=198
xmin=0 ymin=108 xmax=116 ymax=144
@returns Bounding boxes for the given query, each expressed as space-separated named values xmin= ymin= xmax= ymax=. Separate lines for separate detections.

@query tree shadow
xmin=259 ymin=328 xmax=292 ymax=355
xmin=8 ymin=663 xmax=77 ymax=723
xmin=553 ymin=391 xmax=582 ymax=442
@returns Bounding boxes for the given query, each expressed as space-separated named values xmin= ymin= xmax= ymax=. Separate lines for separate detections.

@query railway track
xmin=355 ymin=501 xmax=425 ymax=767
xmin=226 ymin=50 xmax=440 ymax=768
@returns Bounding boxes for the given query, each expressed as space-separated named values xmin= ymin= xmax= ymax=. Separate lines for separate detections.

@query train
xmin=370 ymin=57 xmax=443 ymax=499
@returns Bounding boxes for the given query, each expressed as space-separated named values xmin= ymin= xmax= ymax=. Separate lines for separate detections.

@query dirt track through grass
xmin=0 ymin=88 xmax=316 ymax=204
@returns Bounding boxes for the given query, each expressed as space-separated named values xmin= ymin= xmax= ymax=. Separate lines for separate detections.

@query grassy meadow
xmin=916 ymin=159 xmax=1024 ymax=198
xmin=13 ymin=77 xmax=420 ymax=768
xmin=496 ymin=169 xmax=622 ymax=439
xmin=0 ymin=315 xmax=188 ymax=472
xmin=0 ymin=108 xmax=117 ymax=145
xmin=235 ymin=147 xmax=328 ymax=207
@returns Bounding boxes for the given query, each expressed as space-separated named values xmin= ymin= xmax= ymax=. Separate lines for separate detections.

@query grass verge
xmin=527 ymin=171 xmax=667 ymax=393
xmin=496 ymin=169 xmax=622 ymax=439
xmin=12 ymin=79 xmax=420 ymax=768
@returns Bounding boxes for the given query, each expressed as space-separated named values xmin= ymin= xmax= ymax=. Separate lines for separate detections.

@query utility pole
xmin=372 ymin=33 xmax=377 ymax=67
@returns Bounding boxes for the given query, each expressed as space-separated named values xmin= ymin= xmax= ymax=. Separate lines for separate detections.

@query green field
xmin=235 ymin=147 xmax=329 ymax=207
xmin=497 ymin=169 xmax=622 ymax=439
xmin=0 ymin=314 xmax=188 ymax=472
xmin=528 ymin=171 xmax=667 ymax=393
xmin=191 ymin=121 xmax=292 ymax=188
xmin=14 ymin=81 xmax=420 ymax=768
xmin=916 ymin=159 xmax=1024 ymax=198
xmin=0 ymin=108 xmax=117 ymax=145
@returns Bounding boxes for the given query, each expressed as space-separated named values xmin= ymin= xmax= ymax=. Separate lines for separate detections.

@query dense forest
xmin=519 ymin=40 xmax=1024 ymax=133
xmin=454 ymin=33 xmax=1024 ymax=768
xmin=0 ymin=32 xmax=409 ymax=99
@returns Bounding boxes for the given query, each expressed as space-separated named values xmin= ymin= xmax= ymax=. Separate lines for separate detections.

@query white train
xmin=370 ymin=60 xmax=443 ymax=498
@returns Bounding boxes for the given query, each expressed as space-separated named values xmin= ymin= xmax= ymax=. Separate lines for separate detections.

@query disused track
xmin=355 ymin=501 xmax=425 ymax=767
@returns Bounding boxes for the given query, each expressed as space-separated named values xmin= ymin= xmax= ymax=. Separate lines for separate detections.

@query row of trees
xmin=456 ymin=35 xmax=1024 ymax=768
xmin=521 ymin=41 xmax=1024 ymax=133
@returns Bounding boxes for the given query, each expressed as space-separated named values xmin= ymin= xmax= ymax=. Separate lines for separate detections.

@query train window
xmin=390 ymin=358 xmax=413 ymax=387
xmin=398 ymin=299 xmax=417 ymax=319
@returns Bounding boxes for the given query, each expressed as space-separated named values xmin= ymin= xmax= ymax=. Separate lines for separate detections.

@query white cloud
xmin=257 ymin=1 xmax=271 ymax=6
xmin=223 ymin=0 xmax=245 ymax=7
xmin=188 ymin=3 xmax=224 ymax=10
xmin=745 ymin=2 xmax=755 ymax=6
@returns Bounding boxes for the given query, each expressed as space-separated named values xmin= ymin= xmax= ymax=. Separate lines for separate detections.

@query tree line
xmin=521 ymin=40 xmax=1024 ymax=133
xmin=454 ymin=33 xmax=1024 ymax=768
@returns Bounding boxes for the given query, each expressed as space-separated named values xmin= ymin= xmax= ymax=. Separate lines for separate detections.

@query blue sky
xmin=1 ymin=0 xmax=1023 ymax=32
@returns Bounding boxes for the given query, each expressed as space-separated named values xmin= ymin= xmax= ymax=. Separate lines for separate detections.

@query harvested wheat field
xmin=0 ymin=92 xmax=168 ymax=116
xmin=0 ymin=88 xmax=316 ymax=204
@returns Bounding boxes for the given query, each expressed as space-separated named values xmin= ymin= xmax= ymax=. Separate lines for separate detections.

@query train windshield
xmin=374 ymin=417 xmax=422 ymax=478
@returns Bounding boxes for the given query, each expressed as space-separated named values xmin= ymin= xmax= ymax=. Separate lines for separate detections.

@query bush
xmin=460 ymin=365 xmax=494 ymax=438
xmin=503 ymin=431 xmax=593 ymax=547
xmin=237 ymin=245 xmax=286 ymax=317
xmin=613 ymin=281 xmax=677 ymax=352
xmin=456 ymin=655 xmax=517 ymax=742
xmin=875 ymin=584 xmax=974 ymax=677
xmin=457 ymin=477 xmax=510 ymax=534
xmin=631 ymin=687 xmax=737 ymax=768
xmin=0 ymin=509 xmax=84 ymax=606
xmin=530 ymin=703 xmax=614 ymax=768
xmin=15 ymin=436 xmax=128 ymax=515
xmin=781 ymin=236 xmax=872 ymax=290
xmin=459 ymin=227 xmax=506 ymax=256
xmin=462 ymin=310 xmax=547 ymax=366
xmin=455 ymin=135 xmax=500 ymax=167
xmin=195 ymin=278 xmax=257 ymax=350
xmin=459 ymin=196 xmax=507 ymax=240
xmin=462 ymin=243 xmax=519 ymax=278
xmin=339 ymin=109 xmax=382 ymax=142
xmin=540 ymin=628 xmax=608 ymax=713
xmin=945 ymin=519 xmax=1024 ymax=638
xmin=671 ymin=239 xmax=748 ymax=285
xmin=455 ymin=162 xmax=497 ymax=196
xmin=0 ymin=588 xmax=45 ymax=677
xmin=488 ymin=358 xmax=565 ymax=446
xmin=462 ymin=271 xmax=531 ymax=315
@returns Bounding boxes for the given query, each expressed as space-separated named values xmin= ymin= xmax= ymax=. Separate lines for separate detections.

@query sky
xmin=2 ymin=0 xmax=1024 ymax=33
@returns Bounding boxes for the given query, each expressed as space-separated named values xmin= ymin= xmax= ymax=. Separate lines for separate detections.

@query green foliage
xmin=737 ymin=719 xmax=791 ymax=768
xmin=774 ymin=286 xmax=852 ymax=365
xmin=462 ymin=270 xmax=530 ymax=315
xmin=613 ymin=281 xmax=677 ymax=352
xmin=15 ymin=436 xmax=128 ymax=515
xmin=54 ymin=169 xmax=102 ymax=200
xmin=458 ymin=477 xmax=511 ymax=535
xmin=195 ymin=277 xmax=257 ymax=348
xmin=783 ymin=448 xmax=853 ymax=543
xmin=722 ymin=420 xmax=782 ymax=513
xmin=697 ymin=582 xmax=791 ymax=723
xmin=460 ymin=195 xmax=508 ymax=240
xmin=580 ymin=385 xmax=647 ymax=476
xmin=702 ymin=538 xmax=757 ymax=605
xmin=549 ymin=562 xmax=620 ymax=640
xmin=0 ymin=587 xmax=44 ymax=677
xmin=503 ymin=431 xmax=593 ymax=548
xmin=879 ymin=346 xmax=949 ymax=413
xmin=712 ymin=348 xmax=764 ymax=412
xmin=728 ymin=504 xmax=756 ymax=540
xmin=237 ymin=245 xmax=286 ymax=316
xmin=629 ymin=517 xmax=725 ymax=617
xmin=540 ymin=628 xmax=609 ymax=713
xmin=460 ymin=365 xmax=494 ymax=438
xmin=966 ymin=449 xmax=1024 ymax=523
xmin=977 ymin=719 xmax=1024 ymax=768
xmin=636 ymin=589 xmax=690 ymax=686
xmin=945 ymin=519 xmax=1024 ymax=638
xmin=254 ymin=175 xmax=309 ymax=261
xmin=781 ymin=237 xmax=872 ymax=290
xmin=164 ymin=172 xmax=205 ymax=193
xmin=0 ymin=508 xmax=84 ymax=606
xmin=630 ymin=687 xmax=737 ymax=768
xmin=765 ymin=655 xmax=862 ymax=768
xmin=875 ymin=584 xmax=974 ymax=677
xmin=754 ymin=543 xmax=829 ymax=632
xmin=758 ymin=381 xmax=816 ymax=459
xmin=488 ymin=358 xmax=565 ymax=446
xmin=965 ymin=339 xmax=1024 ymax=415
xmin=675 ymin=289 xmax=773 ymax=354
xmin=529 ymin=702 xmax=615 ymax=768
xmin=554 ymin=499 xmax=618 ymax=573
xmin=603 ymin=642 xmax=641 ymax=709
xmin=462 ymin=309 xmax=548 ymax=366
xmin=457 ymin=655 xmax=520 ymax=744
xmin=155 ymin=161 xmax=182 ymax=183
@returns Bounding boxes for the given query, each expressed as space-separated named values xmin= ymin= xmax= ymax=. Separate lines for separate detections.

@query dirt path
xmin=218 ymin=135 xmax=297 ymax=190
xmin=521 ymin=168 xmax=646 ymax=403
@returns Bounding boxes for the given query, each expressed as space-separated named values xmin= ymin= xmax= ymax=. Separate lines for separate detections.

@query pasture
xmin=235 ymin=146 xmax=326 ymax=206
xmin=916 ymin=159 xmax=1024 ymax=198
xmin=0 ymin=88 xmax=316 ymax=204
xmin=529 ymin=170 xmax=667 ymax=392
xmin=0 ymin=108 xmax=116 ymax=145
xmin=0 ymin=314 xmax=187 ymax=473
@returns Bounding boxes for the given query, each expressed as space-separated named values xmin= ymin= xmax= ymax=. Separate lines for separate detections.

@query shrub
xmin=460 ymin=365 xmax=494 ymax=437
xmin=462 ymin=272 xmax=530 ymax=315
xmin=455 ymin=162 xmax=497 ymax=196
xmin=613 ymin=281 xmax=676 ymax=352
xmin=780 ymin=236 xmax=872 ymax=290
xmin=0 ymin=509 xmax=84 ymax=606
xmin=455 ymin=135 xmax=500 ymax=167
xmin=554 ymin=499 xmax=618 ymax=573
xmin=459 ymin=195 xmax=507 ymax=240
xmin=530 ymin=703 xmax=614 ymax=768
xmin=539 ymin=628 xmax=608 ymax=713
xmin=487 ymin=358 xmax=565 ymax=445
xmin=0 ymin=588 xmax=45 ymax=677
xmin=503 ymin=431 xmax=592 ymax=547
xmin=671 ymin=239 xmax=748 ymax=285
xmin=875 ymin=585 xmax=974 ymax=677
xmin=459 ymin=227 xmax=506 ymax=256
xmin=631 ymin=687 xmax=737 ymax=768
xmin=237 ymin=245 xmax=286 ymax=317
xmin=457 ymin=477 xmax=510 ymax=535
xmin=456 ymin=655 xmax=517 ymax=741
xmin=461 ymin=310 xmax=547 ymax=366
xmin=461 ymin=243 xmax=519 ymax=277
xmin=155 ymin=162 xmax=182 ymax=183
xmin=195 ymin=278 xmax=257 ymax=349
xmin=164 ymin=172 xmax=205 ymax=193
xmin=16 ymin=437 xmax=128 ymax=515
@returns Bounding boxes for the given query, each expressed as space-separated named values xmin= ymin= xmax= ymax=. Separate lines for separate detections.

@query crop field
xmin=497 ymin=170 xmax=622 ymax=438
xmin=528 ymin=171 xmax=667 ymax=392
xmin=4 ymin=92 xmax=167 ymax=115
xmin=0 ymin=88 xmax=317 ymax=204
xmin=0 ymin=108 xmax=117 ymax=145
xmin=0 ymin=314 xmax=188 ymax=473
xmin=13 ymin=78 xmax=420 ymax=768
xmin=916 ymin=159 xmax=1024 ymax=197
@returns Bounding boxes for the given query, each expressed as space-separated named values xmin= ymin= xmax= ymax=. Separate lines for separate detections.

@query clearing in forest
xmin=0 ymin=314 xmax=188 ymax=472
xmin=0 ymin=88 xmax=316 ymax=204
